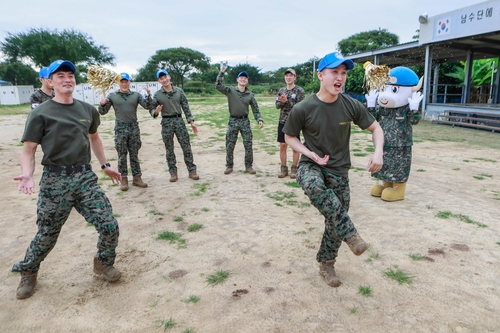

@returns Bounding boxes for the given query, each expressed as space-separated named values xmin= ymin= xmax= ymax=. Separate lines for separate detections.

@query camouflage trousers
xmin=12 ymin=169 xmax=119 ymax=273
xmin=115 ymin=122 xmax=142 ymax=177
xmin=226 ymin=117 xmax=253 ymax=168
xmin=161 ymin=118 xmax=196 ymax=174
xmin=372 ymin=146 xmax=412 ymax=183
xmin=296 ymin=162 xmax=357 ymax=262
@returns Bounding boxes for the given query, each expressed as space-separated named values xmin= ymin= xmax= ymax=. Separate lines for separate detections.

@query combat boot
xmin=246 ymin=167 xmax=256 ymax=175
xmin=278 ymin=165 xmax=288 ymax=178
xmin=132 ymin=174 xmax=148 ymax=188
xmin=120 ymin=176 xmax=129 ymax=191
xmin=319 ymin=260 xmax=341 ymax=287
xmin=189 ymin=170 xmax=199 ymax=180
xmin=370 ymin=180 xmax=392 ymax=197
xmin=169 ymin=173 xmax=178 ymax=182
xmin=224 ymin=168 xmax=233 ymax=175
xmin=381 ymin=182 xmax=407 ymax=202
xmin=16 ymin=271 xmax=38 ymax=299
xmin=93 ymin=257 xmax=121 ymax=282
xmin=346 ymin=233 xmax=367 ymax=256
xmin=290 ymin=165 xmax=298 ymax=179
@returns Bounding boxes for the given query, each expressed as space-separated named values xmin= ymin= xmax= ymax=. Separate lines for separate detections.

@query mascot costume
xmin=364 ymin=65 xmax=424 ymax=201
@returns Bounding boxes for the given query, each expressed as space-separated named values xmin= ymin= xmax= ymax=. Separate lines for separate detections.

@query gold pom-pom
xmin=363 ymin=61 xmax=390 ymax=93
xmin=87 ymin=65 xmax=118 ymax=95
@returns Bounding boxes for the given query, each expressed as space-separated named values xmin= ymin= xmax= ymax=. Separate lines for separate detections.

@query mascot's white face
xmin=377 ymin=85 xmax=413 ymax=108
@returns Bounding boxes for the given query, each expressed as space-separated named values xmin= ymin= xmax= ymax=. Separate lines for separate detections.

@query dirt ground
xmin=0 ymin=103 xmax=499 ymax=333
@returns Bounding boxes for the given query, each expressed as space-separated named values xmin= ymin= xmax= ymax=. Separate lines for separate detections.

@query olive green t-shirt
xmin=22 ymin=99 xmax=100 ymax=166
xmin=283 ymin=93 xmax=375 ymax=177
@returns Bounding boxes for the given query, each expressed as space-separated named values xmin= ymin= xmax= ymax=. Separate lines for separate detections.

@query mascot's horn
xmin=412 ymin=77 xmax=424 ymax=92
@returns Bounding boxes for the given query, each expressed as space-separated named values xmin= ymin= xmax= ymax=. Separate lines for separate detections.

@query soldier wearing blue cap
xmin=216 ymin=66 xmax=264 ymax=175
xmin=150 ymin=69 xmax=199 ymax=182
xmin=283 ymin=52 xmax=384 ymax=287
xmin=29 ymin=67 xmax=54 ymax=109
xmin=98 ymin=72 xmax=152 ymax=190
xmin=12 ymin=59 xmax=123 ymax=299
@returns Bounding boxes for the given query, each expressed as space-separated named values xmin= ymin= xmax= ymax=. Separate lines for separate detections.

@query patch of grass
xmin=87 ymin=222 xmax=93 ymax=227
xmin=384 ymin=266 xmax=414 ymax=285
xmin=284 ymin=181 xmax=300 ymax=188
xmin=295 ymin=231 xmax=306 ymax=235
xmin=453 ymin=167 xmax=460 ymax=170
xmin=173 ymin=216 xmax=184 ymax=222
xmin=266 ymin=191 xmax=297 ymax=201
xmin=149 ymin=209 xmax=165 ymax=216
xmin=426 ymin=205 xmax=433 ymax=209
xmin=187 ymin=223 xmax=203 ymax=232
xmin=113 ymin=213 xmax=121 ymax=218
xmin=206 ymin=269 xmax=232 ymax=286
xmin=436 ymin=211 xmax=487 ymax=228
xmin=192 ymin=182 xmax=209 ymax=196
xmin=358 ymin=285 xmax=372 ymax=297
xmin=353 ymin=153 xmax=368 ymax=157
xmin=157 ymin=317 xmax=176 ymax=331
xmin=350 ymin=305 xmax=358 ymax=314
xmin=364 ymin=252 xmax=380 ymax=263
xmin=416 ymin=169 xmax=425 ymax=172
xmin=408 ymin=253 xmax=425 ymax=260
xmin=184 ymin=295 xmax=200 ymax=303
xmin=436 ymin=211 xmax=453 ymax=219
xmin=0 ymin=104 xmax=30 ymax=115
xmin=201 ymin=207 xmax=209 ymax=212
xmin=473 ymin=157 xmax=497 ymax=162
xmin=181 ymin=329 xmax=194 ymax=333
xmin=156 ymin=231 xmax=186 ymax=248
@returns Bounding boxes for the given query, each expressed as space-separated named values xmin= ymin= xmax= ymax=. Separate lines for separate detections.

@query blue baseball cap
xmin=48 ymin=60 xmax=76 ymax=75
xmin=119 ymin=73 xmax=131 ymax=81
xmin=317 ymin=52 xmax=354 ymax=72
xmin=387 ymin=67 xmax=419 ymax=86
xmin=237 ymin=71 xmax=249 ymax=78
xmin=156 ymin=70 xmax=168 ymax=78
xmin=39 ymin=67 xmax=49 ymax=79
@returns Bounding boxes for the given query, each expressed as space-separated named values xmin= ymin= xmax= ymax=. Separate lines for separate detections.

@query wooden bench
xmin=432 ymin=110 xmax=500 ymax=133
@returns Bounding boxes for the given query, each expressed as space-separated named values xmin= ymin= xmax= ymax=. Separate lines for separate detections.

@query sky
xmin=0 ymin=0 xmax=486 ymax=75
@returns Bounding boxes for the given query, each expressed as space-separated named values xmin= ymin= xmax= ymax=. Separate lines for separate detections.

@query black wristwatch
xmin=101 ymin=162 xmax=111 ymax=170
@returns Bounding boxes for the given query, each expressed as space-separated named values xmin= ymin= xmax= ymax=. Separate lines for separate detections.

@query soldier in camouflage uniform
xmin=29 ymin=67 xmax=54 ymax=109
xmin=151 ymin=70 xmax=199 ymax=182
xmin=99 ymin=73 xmax=152 ymax=191
xmin=13 ymin=60 xmax=122 ymax=300
xmin=365 ymin=66 xmax=424 ymax=201
xmin=283 ymin=52 xmax=384 ymax=288
xmin=275 ymin=68 xmax=305 ymax=179
xmin=216 ymin=67 xmax=264 ymax=175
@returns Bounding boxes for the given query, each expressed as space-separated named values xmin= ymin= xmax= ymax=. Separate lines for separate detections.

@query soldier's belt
xmin=162 ymin=114 xmax=182 ymax=119
xmin=230 ymin=115 xmax=248 ymax=119
xmin=43 ymin=164 xmax=92 ymax=174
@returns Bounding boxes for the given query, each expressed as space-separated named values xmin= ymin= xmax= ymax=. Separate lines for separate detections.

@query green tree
xmin=0 ymin=60 xmax=38 ymax=86
xmin=337 ymin=29 xmax=399 ymax=55
xmin=190 ymin=63 xmax=220 ymax=85
xmin=445 ymin=59 xmax=498 ymax=86
xmin=0 ymin=28 xmax=115 ymax=68
xmin=136 ymin=47 xmax=210 ymax=88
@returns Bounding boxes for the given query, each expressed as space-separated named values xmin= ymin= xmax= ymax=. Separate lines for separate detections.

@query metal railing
xmin=429 ymin=83 xmax=497 ymax=104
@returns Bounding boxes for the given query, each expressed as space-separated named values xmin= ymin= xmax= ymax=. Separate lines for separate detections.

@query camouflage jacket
xmin=98 ymin=90 xmax=152 ymax=123
xmin=275 ymin=85 xmax=305 ymax=124
xmin=30 ymin=89 xmax=54 ymax=109
xmin=216 ymin=72 xmax=263 ymax=122
xmin=368 ymin=105 xmax=421 ymax=147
